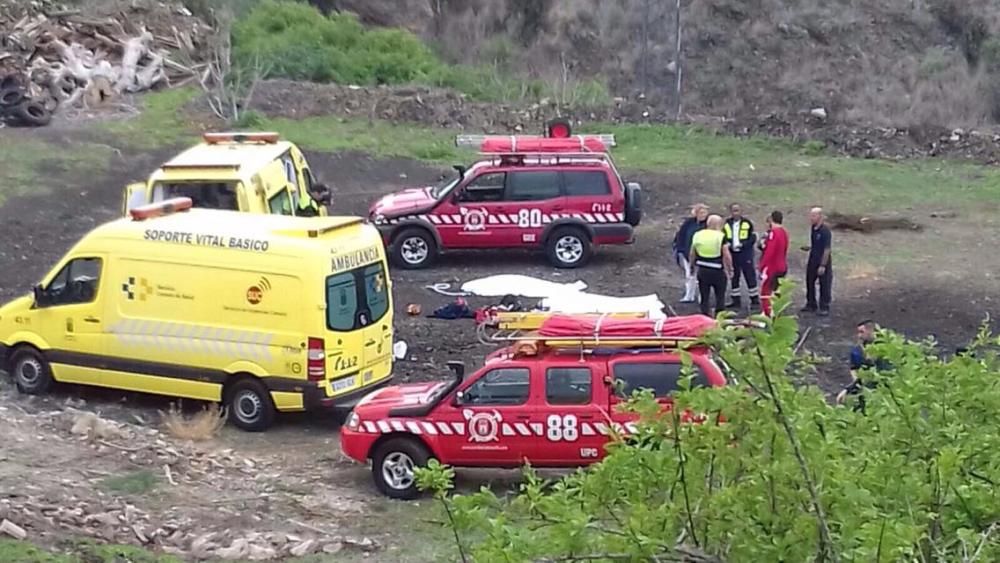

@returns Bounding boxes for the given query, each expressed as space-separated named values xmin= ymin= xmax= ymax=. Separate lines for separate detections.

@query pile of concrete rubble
xmin=0 ymin=0 xmax=211 ymax=127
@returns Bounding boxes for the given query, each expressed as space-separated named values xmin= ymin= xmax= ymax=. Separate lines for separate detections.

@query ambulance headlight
xmin=345 ymin=411 xmax=360 ymax=430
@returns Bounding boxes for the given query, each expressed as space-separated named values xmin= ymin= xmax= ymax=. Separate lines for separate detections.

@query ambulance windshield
xmin=152 ymin=182 xmax=239 ymax=211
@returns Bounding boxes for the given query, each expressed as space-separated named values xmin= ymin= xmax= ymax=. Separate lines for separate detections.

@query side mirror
xmin=446 ymin=361 xmax=465 ymax=381
xmin=32 ymin=284 xmax=47 ymax=308
xmin=452 ymin=164 xmax=466 ymax=179
xmin=311 ymin=183 xmax=332 ymax=206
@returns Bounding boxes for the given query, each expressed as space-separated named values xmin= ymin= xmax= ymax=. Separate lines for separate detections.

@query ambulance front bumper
xmin=303 ymin=375 xmax=393 ymax=412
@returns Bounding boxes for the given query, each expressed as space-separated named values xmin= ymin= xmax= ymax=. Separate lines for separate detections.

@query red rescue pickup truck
xmin=369 ymin=127 xmax=642 ymax=269
xmin=340 ymin=315 xmax=728 ymax=499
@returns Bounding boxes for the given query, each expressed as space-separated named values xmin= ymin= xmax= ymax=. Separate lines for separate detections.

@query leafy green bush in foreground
xmin=419 ymin=291 xmax=1000 ymax=562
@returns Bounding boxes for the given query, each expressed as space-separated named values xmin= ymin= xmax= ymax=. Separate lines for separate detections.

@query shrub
xmin=802 ymin=139 xmax=826 ymax=156
xmin=232 ymin=1 xmax=443 ymax=85
xmin=419 ymin=291 xmax=1000 ymax=562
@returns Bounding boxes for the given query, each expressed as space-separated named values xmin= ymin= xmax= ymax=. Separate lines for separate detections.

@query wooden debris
xmin=0 ymin=1 xmax=210 ymax=126
xmin=0 ymin=519 xmax=27 ymax=540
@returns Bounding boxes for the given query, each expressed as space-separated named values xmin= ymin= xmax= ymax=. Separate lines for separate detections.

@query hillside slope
xmin=321 ymin=0 xmax=1000 ymax=128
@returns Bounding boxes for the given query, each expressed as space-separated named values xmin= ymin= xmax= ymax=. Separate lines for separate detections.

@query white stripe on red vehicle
xmin=355 ymin=418 xmax=638 ymax=438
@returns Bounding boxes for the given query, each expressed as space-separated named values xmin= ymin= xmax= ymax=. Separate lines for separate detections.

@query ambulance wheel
xmin=10 ymin=347 xmax=54 ymax=395
xmin=225 ymin=378 xmax=276 ymax=432
xmin=372 ymin=437 xmax=430 ymax=500
xmin=546 ymin=227 xmax=592 ymax=268
xmin=392 ymin=227 xmax=436 ymax=269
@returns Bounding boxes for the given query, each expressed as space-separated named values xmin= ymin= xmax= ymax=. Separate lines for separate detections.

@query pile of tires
xmin=0 ymin=74 xmax=54 ymax=127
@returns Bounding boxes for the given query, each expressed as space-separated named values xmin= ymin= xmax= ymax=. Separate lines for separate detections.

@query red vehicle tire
xmin=546 ymin=226 xmax=592 ymax=269
xmin=391 ymin=227 xmax=437 ymax=269
xmin=371 ymin=437 xmax=431 ymax=500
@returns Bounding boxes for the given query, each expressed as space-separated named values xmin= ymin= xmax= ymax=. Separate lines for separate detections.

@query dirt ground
xmin=0 ymin=123 xmax=996 ymax=561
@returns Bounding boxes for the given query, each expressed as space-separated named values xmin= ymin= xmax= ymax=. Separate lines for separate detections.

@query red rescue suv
xmin=368 ymin=121 xmax=642 ymax=269
xmin=340 ymin=314 xmax=729 ymax=499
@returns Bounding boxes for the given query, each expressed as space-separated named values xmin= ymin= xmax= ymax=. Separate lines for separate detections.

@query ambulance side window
xmin=363 ymin=264 xmax=389 ymax=322
xmin=43 ymin=258 xmax=102 ymax=306
xmin=461 ymin=368 xmax=530 ymax=406
xmin=459 ymin=173 xmax=505 ymax=203
xmin=268 ymin=190 xmax=294 ymax=216
xmin=326 ymin=273 xmax=358 ymax=331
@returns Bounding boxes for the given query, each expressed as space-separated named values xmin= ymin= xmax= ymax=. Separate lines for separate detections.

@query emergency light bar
xmin=455 ymin=134 xmax=616 ymax=153
xmin=203 ymin=132 xmax=280 ymax=144
xmin=130 ymin=197 xmax=193 ymax=221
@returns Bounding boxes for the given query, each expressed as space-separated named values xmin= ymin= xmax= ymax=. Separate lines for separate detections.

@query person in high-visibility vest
xmin=690 ymin=215 xmax=733 ymax=317
xmin=723 ymin=203 xmax=758 ymax=310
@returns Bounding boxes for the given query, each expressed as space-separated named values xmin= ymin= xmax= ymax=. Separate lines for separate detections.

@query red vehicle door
xmin=435 ymin=171 xmax=513 ymax=248
xmin=526 ymin=363 xmax=609 ymax=467
xmin=560 ymin=168 xmax=623 ymax=227
xmin=607 ymin=354 xmax=722 ymax=427
xmin=432 ymin=364 xmax=535 ymax=466
xmin=503 ymin=169 xmax=566 ymax=248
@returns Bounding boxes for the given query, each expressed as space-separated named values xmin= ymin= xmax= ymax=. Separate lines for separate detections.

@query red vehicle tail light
xmin=307 ymin=337 xmax=326 ymax=382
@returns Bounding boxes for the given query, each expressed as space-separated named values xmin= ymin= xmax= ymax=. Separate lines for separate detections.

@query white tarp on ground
xmin=459 ymin=274 xmax=666 ymax=319
xmin=460 ymin=274 xmax=587 ymax=298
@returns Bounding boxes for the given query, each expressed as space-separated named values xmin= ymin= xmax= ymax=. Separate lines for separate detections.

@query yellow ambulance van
xmin=123 ymin=132 xmax=331 ymax=218
xmin=0 ymin=198 xmax=393 ymax=431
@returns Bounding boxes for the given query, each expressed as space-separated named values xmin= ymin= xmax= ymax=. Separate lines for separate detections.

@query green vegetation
xmin=98 ymin=88 xmax=199 ymax=149
xmin=231 ymin=1 xmax=611 ymax=106
xmin=0 ymin=137 xmax=114 ymax=203
xmin=100 ymin=469 xmax=159 ymax=495
xmin=586 ymin=123 xmax=1000 ymax=215
xmin=419 ymin=297 xmax=1000 ymax=561
xmin=234 ymin=2 xmax=441 ymax=85
xmin=0 ymin=540 xmax=180 ymax=563
xmin=258 ymin=114 xmax=460 ymax=162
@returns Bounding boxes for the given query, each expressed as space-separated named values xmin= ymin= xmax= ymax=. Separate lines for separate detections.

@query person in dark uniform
xmin=801 ymin=207 xmax=833 ymax=316
xmin=690 ymin=215 xmax=733 ymax=317
xmin=672 ymin=203 xmax=709 ymax=303
xmin=836 ymin=320 xmax=892 ymax=411
xmin=723 ymin=203 xmax=758 ymax=310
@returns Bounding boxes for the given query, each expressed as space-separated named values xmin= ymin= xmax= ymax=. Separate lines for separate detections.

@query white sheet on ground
xmin=459 ymin=274 xmax=665 ymax=319
xmin=460 ymin=274 xmax=586 ymax=298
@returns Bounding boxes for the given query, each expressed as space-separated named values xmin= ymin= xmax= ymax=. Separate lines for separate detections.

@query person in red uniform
xmin=758 ymin=210 xmax=789 ymax=317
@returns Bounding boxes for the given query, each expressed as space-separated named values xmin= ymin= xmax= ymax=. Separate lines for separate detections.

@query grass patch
xmin=161 ymin=404 xmax=226 ymax=442
xmin=0 ymin=540 xmax=180 ymax=563
xmin=580 ymin=123 xmax=1000 ymax=215
xmin=0 ymin=540 xmax=67 ymax=563
xmin=258 ymin=115 xmax=462 ymax=163
xmin=100 ymin=470 xmax=159 ymax=495
xmin=98 ymin=88 xmax=198 ymax=150
xmin=0 ymin=137 xmax=114 ymax=203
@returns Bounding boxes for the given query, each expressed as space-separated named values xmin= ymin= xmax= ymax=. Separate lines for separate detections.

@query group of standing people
xmin=672 ymin=204 xmax=833 ymax=318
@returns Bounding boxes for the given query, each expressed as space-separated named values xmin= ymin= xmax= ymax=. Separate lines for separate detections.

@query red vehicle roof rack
xmin=455 ymin=134 xmax=616 ymax=154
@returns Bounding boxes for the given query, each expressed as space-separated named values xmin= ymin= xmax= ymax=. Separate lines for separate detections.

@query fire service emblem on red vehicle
xmin=461 ymin=208 xmax=488 ymax=232
xmin=463 ymin=409 xmax=501 ymax=443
